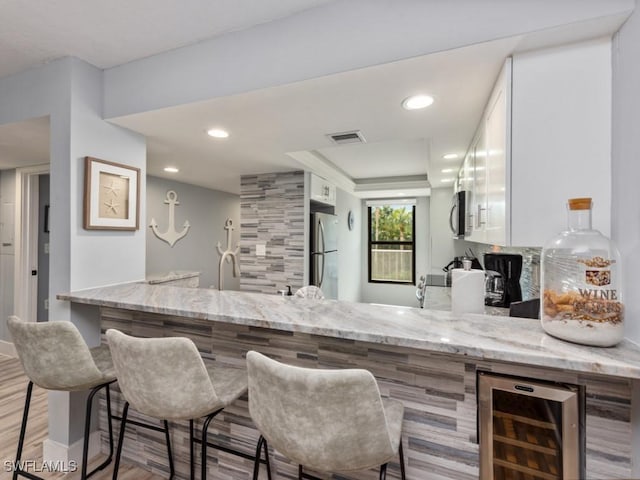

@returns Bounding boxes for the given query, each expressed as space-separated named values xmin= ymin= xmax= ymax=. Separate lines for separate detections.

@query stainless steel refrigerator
xmin=310 ymin=212 xmax=338 ymax=299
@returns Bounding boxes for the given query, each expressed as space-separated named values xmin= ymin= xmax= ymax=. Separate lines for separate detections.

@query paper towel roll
xmin=451 ymin=268 xmax=485 ymax=315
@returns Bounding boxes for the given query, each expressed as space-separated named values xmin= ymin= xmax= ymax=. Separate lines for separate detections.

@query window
xmin=368 ymin=201 xmax=415 ymax=284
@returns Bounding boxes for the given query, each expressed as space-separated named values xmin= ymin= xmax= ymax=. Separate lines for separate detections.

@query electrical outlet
xmin=256 ymin=244 xmax=266 ymax=257
xmin=44 ymin=299 xmax=49 ymax=310
xmin=44 ymin=243 xmax=50 ymax=254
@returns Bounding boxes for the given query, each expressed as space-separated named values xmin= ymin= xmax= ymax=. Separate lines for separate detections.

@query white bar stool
xmin=8 ymin=316 xmax=117 ymax=480
xmin=246 ymin=350 xmax=406 ymax=480
xmin=106 ymin=329 xmax=249 ymax=480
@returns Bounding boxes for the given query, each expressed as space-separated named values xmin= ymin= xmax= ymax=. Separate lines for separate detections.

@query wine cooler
xmin=478 ymin=372 xmax=584 ymax=480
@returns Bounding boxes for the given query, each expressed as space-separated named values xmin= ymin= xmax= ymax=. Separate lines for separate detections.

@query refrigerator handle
xmin=318 ymin=253 xmax=325 ymax=288
xmin=318 ymin=218 xmax=326 ymax=253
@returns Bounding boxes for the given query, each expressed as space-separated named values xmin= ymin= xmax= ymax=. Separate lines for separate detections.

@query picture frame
xmin=83 ymin=156 xmax=140 ymax=230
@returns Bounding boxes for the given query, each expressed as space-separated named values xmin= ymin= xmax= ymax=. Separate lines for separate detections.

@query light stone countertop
xmin=59 ymin=282 xmax=640 ymax=380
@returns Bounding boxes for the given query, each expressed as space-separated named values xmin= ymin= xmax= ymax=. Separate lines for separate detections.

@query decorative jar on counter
xmin=540 ymin=198 xmax=624 ymax=347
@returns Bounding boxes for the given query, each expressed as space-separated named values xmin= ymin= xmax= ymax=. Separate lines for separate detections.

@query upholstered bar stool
xmin=106 ymin=329 xmax=249 ymax=480
xmin=7 ymin=316 xmax=116 ymax=480
xmin=246 ymin=350 xmax=406 ymax=480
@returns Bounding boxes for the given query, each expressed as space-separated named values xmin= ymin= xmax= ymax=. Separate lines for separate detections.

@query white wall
xmin=0 ymin=57 xmax=146 ymax=455
xmin=510 ymin=38 xmax=612 ymax=246
xmin=611 ymin=4 xmax=640 ymax=476
xmin=429 ymin=188 xmax=455 ymax=279
xmin=147 ymin=176 xmax=240 ymax=290
xmin=360 ymin=197 xmax=429 ymax=307
xmin=335 ymin=188 xmax=362 ymax=302
xmin=103 ymin=0 xmax=633 ymax=119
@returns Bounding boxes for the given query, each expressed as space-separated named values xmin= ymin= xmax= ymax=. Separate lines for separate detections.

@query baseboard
xmin=0 ymin=339 xmax=17 ymax=357
xmin=43 ymin=431 xmax=102 ymax=465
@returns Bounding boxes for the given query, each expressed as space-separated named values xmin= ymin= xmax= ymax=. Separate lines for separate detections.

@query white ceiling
xmin=0 ymin=0 xmax=334 ymax=79
xmin=113 ymin=37 xmax=519 ymax=193
xmin=0 ymin=1 xmax=630 ymax=196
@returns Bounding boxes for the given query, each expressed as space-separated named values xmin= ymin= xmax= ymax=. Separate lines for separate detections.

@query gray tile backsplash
xmin=239 ymin=171 xmax=305 ymax=294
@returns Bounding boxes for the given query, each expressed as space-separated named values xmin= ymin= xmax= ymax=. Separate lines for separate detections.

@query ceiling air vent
xmin=327 ymin=130 xmax=366 ymax=145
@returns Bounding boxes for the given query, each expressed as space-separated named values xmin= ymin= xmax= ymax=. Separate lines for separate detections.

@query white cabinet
xmin=466 ymin=59 xmax=510 ymax=245
xmin=459 ymin=39 xmax=611 ymax=247
xmin=309 ymin=173 xmax=336 ymax=206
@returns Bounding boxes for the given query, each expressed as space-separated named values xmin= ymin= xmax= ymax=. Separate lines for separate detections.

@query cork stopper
xmin=568 ymin=197 xmax=592 ymax=210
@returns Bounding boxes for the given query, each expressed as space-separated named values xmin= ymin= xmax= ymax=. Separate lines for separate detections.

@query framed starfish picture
xmin=83 ymin=156 xmax=140 ymax=230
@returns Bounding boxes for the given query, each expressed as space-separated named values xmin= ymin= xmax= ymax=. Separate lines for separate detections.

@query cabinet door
xmin=485 ymin=82 xmax=508 ymax=245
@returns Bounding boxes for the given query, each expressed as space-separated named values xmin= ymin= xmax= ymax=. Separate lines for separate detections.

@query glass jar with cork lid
xmin=540 ymin=197 xmax=624 ymax=346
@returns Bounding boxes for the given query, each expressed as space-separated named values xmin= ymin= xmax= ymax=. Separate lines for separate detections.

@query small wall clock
xmin=347 ymin=210 xmax=355 ymax=231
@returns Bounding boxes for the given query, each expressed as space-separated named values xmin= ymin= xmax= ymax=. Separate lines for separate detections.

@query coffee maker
xmin=484 ymin=253 xmax=523 ymax=307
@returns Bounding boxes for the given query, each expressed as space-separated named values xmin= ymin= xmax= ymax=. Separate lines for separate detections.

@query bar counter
xmin=60 ymin=283 xmax=639 ymax=479
xmin=59 ymin=282 xmax=640 ymax=379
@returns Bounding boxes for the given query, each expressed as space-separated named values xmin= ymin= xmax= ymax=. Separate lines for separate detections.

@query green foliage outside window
xmin=370 ymin=205 xmax=413 ymax=242
xmin=369 ymin=204 xmax=415 ymax=283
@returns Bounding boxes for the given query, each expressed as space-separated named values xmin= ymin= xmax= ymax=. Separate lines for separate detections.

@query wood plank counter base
xmin=60 ymin=284 xmax=640 ymax=480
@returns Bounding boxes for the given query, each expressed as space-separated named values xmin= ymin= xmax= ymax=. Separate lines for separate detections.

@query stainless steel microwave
xmin=449 ymin=190 xmax=470 ymax=238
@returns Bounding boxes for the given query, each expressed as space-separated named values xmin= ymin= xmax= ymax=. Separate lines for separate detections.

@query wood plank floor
xmin=0 ymin=354 xmax=163 ymax=480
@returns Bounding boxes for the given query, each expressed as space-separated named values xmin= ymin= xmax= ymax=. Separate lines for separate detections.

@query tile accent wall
xmin=99 ymin=308 xmax=632 ymax=480
xmin=239 ymin=171 xmax=305 ymax=295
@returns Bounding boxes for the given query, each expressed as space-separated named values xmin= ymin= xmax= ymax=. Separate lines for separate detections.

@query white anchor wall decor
xmin=149 ymin=190 xmax=191 ymax=247
xmin=216 ymin=218 xmax=240 ymax=291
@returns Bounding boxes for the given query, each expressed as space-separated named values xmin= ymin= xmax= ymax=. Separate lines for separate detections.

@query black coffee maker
xmin=484 ymin=253 xmax=523 ymax=307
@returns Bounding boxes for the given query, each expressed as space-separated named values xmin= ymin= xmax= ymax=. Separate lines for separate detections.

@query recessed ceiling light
xmin=164 ymin=167 xmax=179 ymax=173
xmin=441 ymin=168 xmax=454 ymax=173
xmin=401 ymin=94 xmax=434 ymax=110
xmin=440 ymin=178 xmax=455 ymax=183
xmin=207 ymin=128 xmax=229 ymax=138
xmin=396 ymin=192 xmax=405 ymax=196
xmin=443 ymin=153 xmax=459 ymax=160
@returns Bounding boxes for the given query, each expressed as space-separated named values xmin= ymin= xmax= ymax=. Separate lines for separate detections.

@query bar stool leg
xmin=112 ymin=402 xmax=129 ymax=480
xmin=252 ymin=435 xmax=273 ymax=480
xmin=82 ymin=381 xmax=116 ymax=479
xmin=13 ymin=381 xmax=43 ymax=480
xmin=163 ymin=420 xmax=175 ymax=479
xmin=189 ymin=420 xmax=195 ymax=480
xmin=298 ymin=464 xmax=304 ymax=480
xmin=399 ymin=440 xmax=406 ymax=480
xmin=379 ymin=463 xmax=388 ymax=480
xmin=262 ymin=437 xmax=272 ymax=480
xmin=201 ymin=408 xmax=223 ymax=480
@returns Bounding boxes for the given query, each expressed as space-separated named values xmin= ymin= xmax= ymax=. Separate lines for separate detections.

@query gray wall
xmin=360 ymin=196 xmax=429 ymax=307
xmin=239 ymin=171 xmax=305 ymax=294
xmin=335 ymin=187 xmax=362 ymax=302
xmin=611 ymin=4 xmax=640 ymax=476
xmin=146 ymin=176 xmax=240 ymax=290
xmin=0 ymin=169 xmax=16 ymax=341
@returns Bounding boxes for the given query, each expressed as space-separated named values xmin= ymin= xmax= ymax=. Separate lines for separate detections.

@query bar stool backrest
xmin=8 ymin=316 xmax=104 ymax=391
xmin=106 ymin=329 xmax=220 ymax=420
xmin=246 ymin=350 xmax=395 ymax=472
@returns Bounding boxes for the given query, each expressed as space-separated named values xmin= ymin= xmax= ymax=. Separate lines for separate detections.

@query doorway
xmin=14 ymin=165 xmax=50 ymax=322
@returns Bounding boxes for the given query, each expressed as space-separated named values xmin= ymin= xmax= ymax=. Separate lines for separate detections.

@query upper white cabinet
xmin=460 ymin=38 xmax=611 ymax=247
xmin=309 ymin=173 xmax=336 ymax=206
xmin=467 ymin=59 xmax=510 ymax=244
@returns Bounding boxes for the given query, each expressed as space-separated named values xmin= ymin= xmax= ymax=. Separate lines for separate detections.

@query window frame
xmin=367 ymin=204 xmax=416 ymax=285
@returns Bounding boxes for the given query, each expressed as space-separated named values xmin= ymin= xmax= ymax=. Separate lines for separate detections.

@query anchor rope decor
xmin=216 ymin=218 xmax=240 ymax=291
xmin=149 ymin=190 xmax=191 ymax=247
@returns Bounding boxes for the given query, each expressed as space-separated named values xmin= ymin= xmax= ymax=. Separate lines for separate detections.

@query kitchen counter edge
xmin=58 ymin=282 xmax=640 ymax=380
